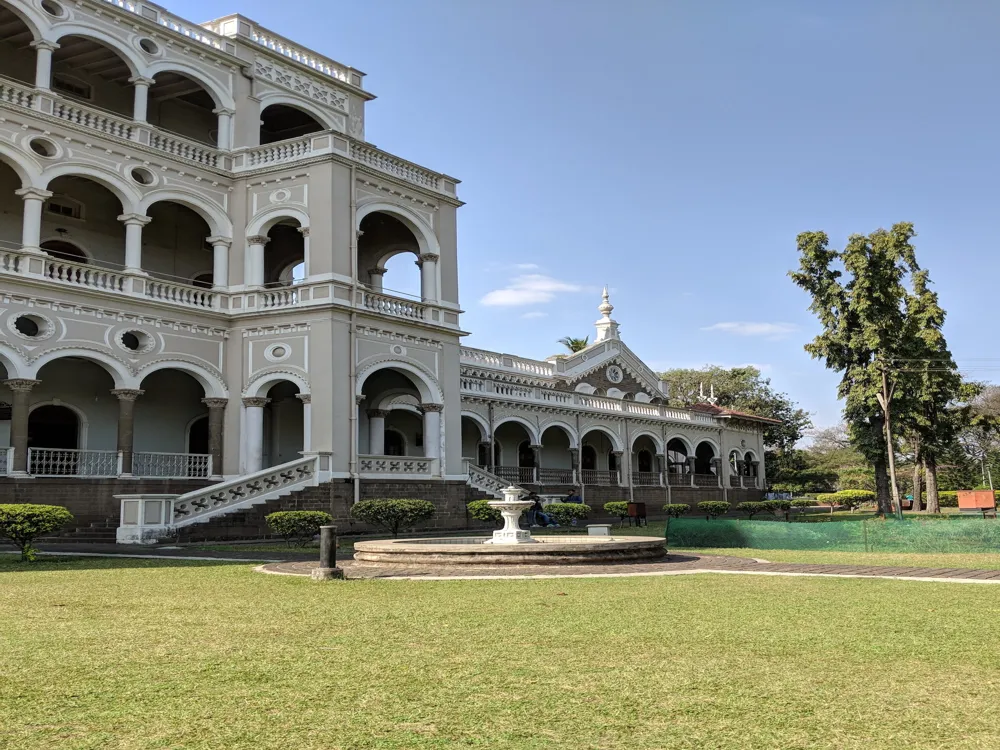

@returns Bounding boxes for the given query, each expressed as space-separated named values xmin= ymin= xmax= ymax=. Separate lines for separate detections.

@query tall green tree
xmin=658 ymin=365 xmax=812 ymax=476
xmin=557 ymin=336 xmax=589 ymax=353
xmin=790 ymin=223 xmax=919 ymax=516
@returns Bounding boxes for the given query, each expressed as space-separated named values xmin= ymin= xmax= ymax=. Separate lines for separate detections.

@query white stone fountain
xmin=485 ymin=485 xmax=537 ymax=544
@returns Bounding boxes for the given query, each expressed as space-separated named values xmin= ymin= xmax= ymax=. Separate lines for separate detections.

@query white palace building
xmin=0 ymin=0 xmax=771 ymax=542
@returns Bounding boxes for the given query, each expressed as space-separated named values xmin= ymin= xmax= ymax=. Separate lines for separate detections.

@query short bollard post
xmin=311 ymin=525 xmax=344 ymax=581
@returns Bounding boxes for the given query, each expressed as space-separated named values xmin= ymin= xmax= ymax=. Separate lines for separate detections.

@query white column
xmin=243 ymin=397 xmax=270 ymax=473
xmin=213 ymin=108 xmax=234 ymax=150
xmin=418 ymin=253 xmax=439 ymax=302
xmin=118 ymin=214 xmax=151 ymax=274
xmin=246 ymin=235 xmax=269 ymax=287
xmin=297 ymin=226 xmax=310 ymax=279
xmin=15 ymin=187 xmax=52 ymax=253
xmin=30 ymin=40 xmax=58 ymax=90
xmin=297 ymin=394 xmax=312 ymax=452
xmin=367 ymin=409 xmax=387 ymax=455
xmin=368 ymin=267 xmax=385 ymax=291
xmin=421 ymin=403 xmax=443 ymax=460
xmin=129 ymin=76 xmax=154 ymax=122
xmin=207 ymin=236 xmax=232 ymax=289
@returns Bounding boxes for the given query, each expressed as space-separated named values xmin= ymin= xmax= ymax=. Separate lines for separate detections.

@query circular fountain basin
xmin=353 ymin=535 xmax=667 ymax=566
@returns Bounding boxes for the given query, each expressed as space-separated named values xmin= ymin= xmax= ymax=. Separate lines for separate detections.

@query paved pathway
xmin=258 ymin=553 xmax=1000 ymax=583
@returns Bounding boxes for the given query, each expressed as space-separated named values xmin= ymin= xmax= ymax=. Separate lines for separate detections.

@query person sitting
xmin=565 ymin=488 xmax=583 ymax=504
xmin=529 ymin=494 xmax=558 ymax=528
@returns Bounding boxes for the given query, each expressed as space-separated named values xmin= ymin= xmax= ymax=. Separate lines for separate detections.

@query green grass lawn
xmin=4 ymin=557 xmax=1000 ymax=749
xmin=678 ymin=546 xmax=1000 ymax=570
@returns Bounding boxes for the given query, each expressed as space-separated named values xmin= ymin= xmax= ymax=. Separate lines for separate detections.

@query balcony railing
xmin=52 ymin=99 xmax=135 ymax=140
xmin=358 ymin=455 xmax=433 ymax=475
xmin=538 ymin=468 xmax=575 ymax=485
xmin=632 ymin=471 xmax=662 ymax=487
xmin=494 ymin=466 xmax=537 ymax=485
xmin=28 ymin=448 xmax=121 ymax=477
xmin=581 ymin=470 xmax=620 ymax=486
xmin=132 ymin=452 xmax=212 ymax=479
xmin=0 ymin=447 xmax=12 ymax=476
xmin=360 ymin=290 xmax=426 ymax=321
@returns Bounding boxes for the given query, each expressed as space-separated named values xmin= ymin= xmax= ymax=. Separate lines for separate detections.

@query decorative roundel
xmin=741 ymin=439 xmax=747 ymax=448
xmin=115 ymin=328 xmax=155 ymax=354
xmin=390 ymin=344 xmax=407 ymax=356
xmin=8 ymin=312 xmax=55 ymax=341
xmin=606 ymin=365 xmax=624 ymax=384
xmin=269 ymin=189 xmax=292 ymax=204
xmin=265 ymin=343 xmax=292 ymax=363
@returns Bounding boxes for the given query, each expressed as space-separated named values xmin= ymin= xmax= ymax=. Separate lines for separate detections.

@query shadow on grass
xmin=0 ymin=554 xmax=263 ymax=573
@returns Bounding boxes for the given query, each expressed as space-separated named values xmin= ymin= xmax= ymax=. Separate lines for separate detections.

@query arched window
xmin=744 ymin=451 xmax=758 ymax=477
xmin=666 ymin=438 xmax=689 ymax=473
xmin=191 ymin=273 xmax=214 ymax=289
xmin=41 ymin=240 xmax=88 ymax=264
xmin=581 ymin=445 xmax=597 ymax=471
xmin=695 ymin=442 xmax=717 ymax=475
xmin=729 ymin=450 xmax=741 ymax=473
xmin=385 ymin=429 xmax=405 ymax=457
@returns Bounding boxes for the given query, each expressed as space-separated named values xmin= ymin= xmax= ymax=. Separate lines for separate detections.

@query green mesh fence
xmin=665 ymin=517 xmax=1000 ymax=553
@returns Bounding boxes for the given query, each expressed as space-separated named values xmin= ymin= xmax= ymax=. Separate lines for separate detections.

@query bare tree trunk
xmin=912 ymin=443 xmax=922 ymax=512
xmin=924 ymin=453 xmax=940 ymax=514
xmin=874 ymin=459 xmax=892 ymax=517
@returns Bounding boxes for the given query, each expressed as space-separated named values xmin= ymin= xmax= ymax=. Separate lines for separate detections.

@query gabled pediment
xmin=552 ymin=340 xmax=665 ymax=399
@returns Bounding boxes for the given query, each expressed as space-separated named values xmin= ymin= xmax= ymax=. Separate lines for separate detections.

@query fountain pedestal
xmin=486 ymin=486 xmax=537 ymax=544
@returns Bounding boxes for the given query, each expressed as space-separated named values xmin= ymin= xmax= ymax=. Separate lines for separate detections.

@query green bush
xmin=467 ymin=499 xmax=501 ymax=525
xmin=663 ymin=503 xmax=691 ymax=518
xmin=736 ymin=501 xmax=770 ymax=520
xmin=0 ymin=504 xmax=74 ymax=561
xmin=814 ymin=493 xmax=839 ymax=505
xmin=763 ymin=499 xmax=792 ymax=512
xmin=545 ymin=503 xmax=591 ymax=525
xmin=604 ymin=501 xmax=630 ymax=525
xmin=938 ymin=492 xmax=958 ymax=508
xmin=836 ymin=490 xmax=876 ymax=510
xmin=350 ymin=498 xmax=436 ymax=537
xmin=265 ymin=510 xmax=333 ymax=546
xmin=791 ymin=499 xmax=818 ymax=509
xmin=697 ymin=501 xmax=731 ymax=520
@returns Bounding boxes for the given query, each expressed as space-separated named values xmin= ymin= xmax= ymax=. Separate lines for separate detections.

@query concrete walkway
xmin=258 ymin=553 xmax=1000 ymax=583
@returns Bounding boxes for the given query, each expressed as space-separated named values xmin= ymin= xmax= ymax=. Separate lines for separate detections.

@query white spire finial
xmin=594 ymin=286 xmax=620 ymax=341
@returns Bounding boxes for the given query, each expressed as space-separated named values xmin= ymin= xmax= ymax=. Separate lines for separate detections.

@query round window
xmin=130 ymin=167 xmax=155 ymax=185
xmin=117 ymin=329 xmax=153 ymax=353
xmin=138 ymin=38 xmax=160 ymax=55
xmin=28 ymin=138 xmax=58 ymax=158
xmin=121 ymin=332 xmax=141 ymax=351
xmin=14 ymin=316 xmax=39 ymax=337
xmin=40 ymin=0 xmax=65 ymax=18
xmin=9 ymin=313 xmax=52 ymax=340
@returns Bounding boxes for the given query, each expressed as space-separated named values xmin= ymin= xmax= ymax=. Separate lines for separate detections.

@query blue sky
xmin=173 ymin=0 xmax=1000 ymax=431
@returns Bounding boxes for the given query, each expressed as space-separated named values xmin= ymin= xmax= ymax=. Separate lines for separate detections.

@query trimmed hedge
xmin=663 ymin=503 xmax=691 ymax=518
xmin=735 ymin=501 xmax=770 ymax=520
xmin=265 ymin=511 xmax=333 ymax=546
xmin=0 ymin=504 xmax=74 ymax=561
xmin=545 ymin=503 xmax=591 ymax=525
xmin=836 ymin=490 xmax=876 ymax=510
xmin=467 ymin=499 xmax=501 ymax=525
xmin=350 ymin=498 xmax=436 ymax=537
xmin=697 ymin=501 xmax=731 ymax=520
xmin=791 ymin=499 xmax=818 ymax=509
xmin=763 ymin=499 xmax=792 ymax=512
xmin=604 ymin=502 xmax=630 ymax=524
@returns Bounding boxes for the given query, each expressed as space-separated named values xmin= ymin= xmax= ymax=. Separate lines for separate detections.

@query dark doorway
xmin=385 ymin=429 xmax=404 ymax=456
xmin=581 ymin=445 xmax=597 ymax=471
xmin=188 ymin=415 xmax=209 ymax=454
xmin=28 ymin=405 xmax=79 ymax=449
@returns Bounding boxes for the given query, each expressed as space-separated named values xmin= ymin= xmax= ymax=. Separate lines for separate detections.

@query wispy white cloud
xmin=481 ymin=274 xmax=584 ymax=307
xmin=514 ymin=263 xmax=540 ymax=271
xmin=701 ymin=322 xmax=799 ymax=339
xmin=521 ymin=311 xmax=548 ymax=319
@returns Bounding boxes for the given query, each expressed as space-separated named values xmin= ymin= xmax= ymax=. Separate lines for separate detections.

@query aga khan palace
xmin=0 ymin=0 xmax=771 ymax=541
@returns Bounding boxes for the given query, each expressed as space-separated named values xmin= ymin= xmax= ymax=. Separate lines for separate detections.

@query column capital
xmin=420 ymin=403 xmax=444 ymax=413
xmin=611 ymin=450 xmax=624 ymax=457
xmin=295 ymin=393 xmax=312 ymax=404
xmin=367 ymin=267 xmax=386 ymax=277
xmin=201 ymin=397 xmax=229 ymax=409
xmin=247 ymin=235 xmax=270 ymax=246
xmin=30 ymin=40 xmax=59 ymax=52
xmin=242 ymin=396 xmax=271 ymax=408
xmin=529 ymin=444 xmax=543 ymax=451
xmin=297 ymin=227 xmax=310 ymax=237
xmin=212 ymin=107 xmax=236 ymax=116
xmin=4 ymin=378 xmax=40 ymax=392
xmin=206 ymin=236 xmax=232 ymax=248
xmin=355 ymin=394 xmax=367 ymax=406
xmin=118 ymin=213 xmax=151 ymax=227
xmin=366 ymin=408 xmax=388 ymax=418
xmin=111 ymin=388 xmax=144 ymax=402
xmin=419 ymin=253 xmax=440 ymax=263
xmin=128 ymin=75 xmax=155 ymax=87
xmin=15 ymin=187 xmax=52 ymax=202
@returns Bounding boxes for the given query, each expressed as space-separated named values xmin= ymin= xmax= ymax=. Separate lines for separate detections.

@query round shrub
xmin=697 ymin=501 xmax=731 ymax=519
xmin=836 ymin=490 xmax=876 ymax=510
xmin=545 ymin=502 xmax=591 ymax=526
xmin=604 ymin=501 xmax=629 ymax=525
xmin=763 ymin=499 xmax=792 ymax=512
xmin=350 ymin=498 xmax=436 ymax=537
xmin=937 ymin=492 xmax=958 ymax=508
xmin=467 ymin=499 xmax=501 ymax=525
xmin=735 ymin=501 xmax=770 ymax=520
xmin=663 ymin=503 xmax=691 ymax=518
xmin=814 ymin=493 xmax=839 ymax=506
xmin=0 ymin=504 xmax=74 ymax=561
xmin=265 ymin=510 xmax=333 ymax=546
xmin=791 ymin=498 xmax=818 ymax=509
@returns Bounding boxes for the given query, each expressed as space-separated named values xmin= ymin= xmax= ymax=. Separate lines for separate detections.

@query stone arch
xmin=256 ymin=92 xmax=338 ymax=131
xmin=664 ymin=434 xmax=694 ymax=454
xmin=27 ymin=348 xmax=130 ymax=389
xmin=140 ymin=190 xmax=232 ymax=237
xmin=243 ymin=369 xmax=309 ymax=399
xmin=47 ymin=25 xmax=142 ymax=78
xmin=539 ymin=419 xmax=578 ymax=447
xmin=246 ymin=205 xmax=309 ymax=237
xmin=144 ymin=60 xmax=234 ymax=110
xmin=0 ymin=0 xmax=45 ymax=41
xmin=356 ymin=358 xmax=443 ymax=405
xmin=695 ymin=437 xmax=721 ymax=456
xmin=0 ymin=144 xmax=42 ymax=188
xmin=580 ymin=424 xmax=623 ymax=452
xmin=630 ymin=429 xmax=663 ymax=454
xmin=356 ymin=202 xmax=440 ymax=257
xmin=137 ymin=360 xmax=227 ymax=399
xmin=28 ymin=399 xmax=89 ymax=449
xmin=40 ymin=164 xmax=141 ymax=213
xmin=39 ymin=237 xmax=92 ymax=263
xmin=492 ymin=416 xmax=539 ymax=445
xmin=461 ymin=410 xmax=490 ymax=441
